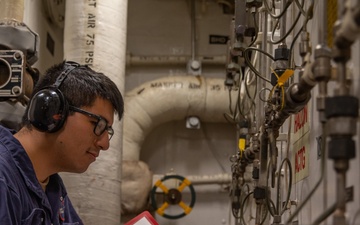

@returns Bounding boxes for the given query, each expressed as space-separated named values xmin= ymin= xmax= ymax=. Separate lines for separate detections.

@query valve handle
xmin=150 ymin=175 xmax=196 ymax=219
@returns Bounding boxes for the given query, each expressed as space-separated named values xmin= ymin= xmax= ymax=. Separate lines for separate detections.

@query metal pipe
xmin=334 ymin=0 xmax=360 ymax=49
xmin=318 ymin=0 xmax=328 ymax=45
xmin=255 ymin=201 xmax=262 ymax=225
xmin=335 ymin=171 xmax=346 ymax=213
xmin=258 ymin=128 xmax=269 ymax=187
xmin=256 ymin=9 xmax=268 ymax=130
xmin=152 ymin=173 xmax=249 ymax=185
xmin=234 ymin=0 xmax=247 ymax=34
xmin=336 ymin=62 xmax=348 ymax=96
xmin=190 ymin=0 xmax=196 ymax=61
xmin=333 ymin=160 xmax=349 ymax=225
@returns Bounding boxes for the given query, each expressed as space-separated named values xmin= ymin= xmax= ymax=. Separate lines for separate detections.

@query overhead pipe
xmin=61 ymin=0 xmax=127 ymax=224
xmin=190 ymin=0 xmax=196 ymax=62
xmin=126 ymin=54 xmax=227 ymax=66
xmin=123 ymin=75 xmax=237 ymax=161
xmin=153 ymin=173 xmax=235 ymax=185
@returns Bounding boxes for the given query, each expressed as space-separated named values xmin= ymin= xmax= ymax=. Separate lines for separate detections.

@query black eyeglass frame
xmin=69 ymin=105 xmax=114 ymax=140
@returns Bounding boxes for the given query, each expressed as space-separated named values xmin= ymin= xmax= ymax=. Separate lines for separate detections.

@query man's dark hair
xmin=22 ymin=61 xmax=124 ymax=127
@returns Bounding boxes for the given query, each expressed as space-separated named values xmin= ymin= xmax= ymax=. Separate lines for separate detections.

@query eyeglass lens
xmin=95 ymin=119 xmax=114 ymax=140
xmin=69 ymin=106 xmax=114 ymax=140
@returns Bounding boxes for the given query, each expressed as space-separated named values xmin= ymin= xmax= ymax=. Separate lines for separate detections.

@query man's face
xmin=54 ymin=97 xmax=115 ymax=173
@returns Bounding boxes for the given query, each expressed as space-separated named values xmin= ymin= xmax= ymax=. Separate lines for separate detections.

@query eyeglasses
xmin=69 ymin=106 xmax=114 ymax=140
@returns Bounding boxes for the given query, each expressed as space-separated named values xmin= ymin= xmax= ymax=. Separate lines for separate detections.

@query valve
xmin=150 ymin=175 xmax=196 ymax=219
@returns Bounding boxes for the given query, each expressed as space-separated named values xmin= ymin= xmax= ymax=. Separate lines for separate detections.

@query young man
xmin=0 ymin=61 xmax=124 ymax=224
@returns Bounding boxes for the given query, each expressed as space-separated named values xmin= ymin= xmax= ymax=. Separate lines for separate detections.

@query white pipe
xmin=126 ymin=54 xmax=227 ymax=66
xmin=123 ymin=75 xmax=237 ymax=161
xmin=153 ymin=173 xmax=233 ymax=185
xmin=61 ymin=0 xmax=127 ymax=224
xmin=0 ymin=0 xmax=24 ymax=22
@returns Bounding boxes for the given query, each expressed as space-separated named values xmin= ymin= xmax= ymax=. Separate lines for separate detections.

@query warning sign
xmin=291 ymin=104 xmax=311 ymax=183
xmin=292 ymin=104 xmax=310 ymax=140
xmin=292 ymin=133 xmax=310 ymax=183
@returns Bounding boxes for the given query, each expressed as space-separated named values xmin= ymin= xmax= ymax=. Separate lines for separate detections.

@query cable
xmin=265 ymin=157 xmax=293 ymax=218
xmin=294 ymin=0 xmax=307 ymax=16
xmin=259 ymin=87 xmax=272 ymax=103
xmin=223 ymin=87 xmax=239 ymax=124
xmin=263 ymin=0 xmax=292 ymax=19
xmin=288 ymin=0 xmax=314 ymax=69
xmin=277 ymin=158 xmax=292 ymax=216
xmin=269 ymin=1 xmax=303 ymax=45
xmin=240 ymin=191 xmax=253 ymax=225
xmin=240 ymin=52 xmax=259 ymax=118
xmin=244 ymin=47 xmax=273 ymax=84
xmin=248 ymin=10 xmax=259 ymax=47
xmin=224 ymin=50 xmax=260 ymax=122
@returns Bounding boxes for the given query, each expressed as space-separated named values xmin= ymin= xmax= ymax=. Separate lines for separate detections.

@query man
xmin=0 ymin=61 xmax=124 ymax=224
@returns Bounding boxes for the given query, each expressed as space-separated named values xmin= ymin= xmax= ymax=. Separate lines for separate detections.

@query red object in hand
xmin=125 ymin=211 xmax=159 ymax=225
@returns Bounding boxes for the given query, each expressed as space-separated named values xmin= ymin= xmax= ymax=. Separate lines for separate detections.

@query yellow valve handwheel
xmin=150 ymin=175 xmax=196 ymax=219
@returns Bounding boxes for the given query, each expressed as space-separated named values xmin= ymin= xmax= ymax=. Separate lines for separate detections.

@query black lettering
xmin=88 ymin=13 xmax=96 ymax=19
xmin=150 ymin=82 xmax=162 ymax=88
xmin=210 ymin=85 xmax=221 ymax=91
xmin=86 ymin=51 xmax=94 ymax=57
xmin=88 ymin=2 xmax=96 ymax=7
xmin=87 ymin=13 xmax=96 ymax=28
xmin=189 ymin=83 xmax=201 ymax=89
xmin=86 ymin=34 xmax=95 ymax=45
xmin=85 ymin=58 xmax=93 ymax=64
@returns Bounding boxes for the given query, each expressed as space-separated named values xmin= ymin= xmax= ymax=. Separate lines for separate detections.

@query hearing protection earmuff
xmin=27 ymin=61 xmax=80 ymax=133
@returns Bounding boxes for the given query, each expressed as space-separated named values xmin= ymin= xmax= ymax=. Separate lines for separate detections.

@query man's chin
xmin=67 ymin=164 xmax=91 ymax=174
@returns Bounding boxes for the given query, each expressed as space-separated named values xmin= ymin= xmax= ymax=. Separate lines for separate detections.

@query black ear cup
xmin=27 ymin=87 xmax=69 ymax=133
xmin=27 ymin=61 xmax=79 ymax=133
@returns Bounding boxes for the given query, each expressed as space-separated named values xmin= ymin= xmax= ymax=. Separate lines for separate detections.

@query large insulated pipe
xmin=123 ymin=76 xmax=237 ymax=161
xmin=0 ymin=0 xmax=24 ymax=22
xmin=61 ymin=1 xmax=127 ymax=224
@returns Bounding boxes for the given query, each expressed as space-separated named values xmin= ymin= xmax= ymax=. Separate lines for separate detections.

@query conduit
xmin=61 ymin=0 xmax=127 ymax=224
xmin=123 ymin=75 xmax=237 ymax=161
